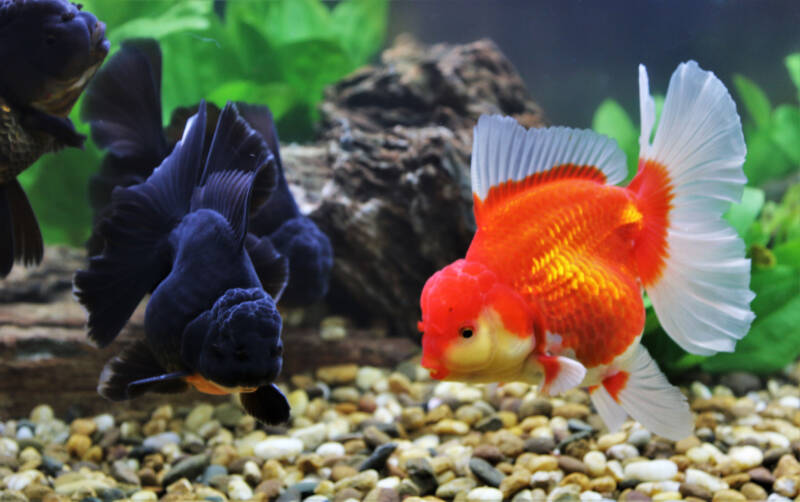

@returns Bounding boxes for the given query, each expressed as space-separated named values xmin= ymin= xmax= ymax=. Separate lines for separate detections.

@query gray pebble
xmin=557 ymin=456 xmax=588 ymax=474
xmin=142 ymin=432 xmax=180 ymax=450
xmin=719 ymin=372 xmax=761 ymax=396
xmin=468 ymin=457 xmax=504 ymax=487
xmin=162 ymin=453 xmax=209 ymax=486
xmin=406 ymin=457 xmax=437 ymax=495
xmin=360 ymin=442 xmax=397 ymax=471
xmin=524 ymin=437 xmax=556 ymax=454
xmin=110 ymin=460 xmax=139 ymax=485
xmin=474 ymin=415 xmax=503 ymax=432
xmin=566 ymin=419 xmax=593 ymax=433
xmin=627 ymin=429 xmax=652 ymax=448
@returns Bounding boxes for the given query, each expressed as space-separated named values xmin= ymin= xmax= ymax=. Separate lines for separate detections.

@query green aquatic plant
xmin=594 ymin=55 xmax=800 ymax=375
xmin=18 ymin=0 xmax=388 ymax=246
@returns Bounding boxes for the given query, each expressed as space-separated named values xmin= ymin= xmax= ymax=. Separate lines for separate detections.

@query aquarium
xmin=1 ymin=1 xmax=800 ymax=501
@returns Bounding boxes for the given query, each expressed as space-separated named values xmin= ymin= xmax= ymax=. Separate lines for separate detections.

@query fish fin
xmin=0 ymin=180 xmax=43 ymax=277
xmin=234 ymin=102 xmax=287 ymax=213
xmin=82 ymin=38 xmax=168 ymax=162
xmin=589 ymin=385 xmax=628 ymax=433
xmin=74 ymin=104 xmax=208 ymax=347
xmin=239 ymin=384 xmax=291 ymax=425
xmin=632 ymin=62 xmax=754 ymax=355
xmin=98 ymin=340 xmax=188 ymax=401
xmin=601 ymin=345 xmax=692 ymax=441
xmin=18 ymin=106 xmax=85 ymax=148
xmin=192 ymin=102 xmax=275 ymax=246
xmin=470 ymin=115 xmax=627 ymax=222
xmin=244 ymin=234 xmax=289 ymax=301
xmin=269 ymin=216 xmax=334 ymax=306
xmin=537 ymin=354 xmax=586 ymax=396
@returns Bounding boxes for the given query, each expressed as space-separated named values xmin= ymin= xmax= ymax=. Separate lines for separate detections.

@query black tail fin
xmin=191 ymin=103 xmax=276 ymax=247
xmin=81 ymin=38 xmax=168 ymax=162
xmin=74 ymin=104 xmax=208 ymax=347
xmin=0 ymin=180 xmax=43 ymax=278
xmin=98 ymin=340 xmax=188 ymax=401
xmin=234 ymin=103 xmax=299 ymax=234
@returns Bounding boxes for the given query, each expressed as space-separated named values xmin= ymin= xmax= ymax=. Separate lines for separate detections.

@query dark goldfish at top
xmin=419 ymin=62 xmax=755 ymax=440
xmin=0 ymin=0 xmax=109 ymax=277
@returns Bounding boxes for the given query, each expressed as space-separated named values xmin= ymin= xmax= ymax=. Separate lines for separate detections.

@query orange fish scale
xmin=468 ymin=175 xmax=647 ymax=367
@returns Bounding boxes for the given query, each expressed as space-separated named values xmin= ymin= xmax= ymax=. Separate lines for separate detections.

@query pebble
xmin=729 ymin=445 xmax=764 ymax=470
xmin=162 ymin=453 xmax=209 ymax=485
xmin=685 ymin=468 xmax=729 ymax=492
xmin=623 ymin=460 xmax=678 ymax=482
xmin=466 ymin=486 xmax=503 ymax=502
xmin=141 ymin=432 xmax=180 ymax=450
xmin=361 ymin=442 xmax=397 ymax=471
xmin=583 ymin=451 xmax=607 ymax=477
xmin=468 ymin=457 xmax=504 ymax=487
xmin=254 ymin=437 xmax=304 ymax=461
xmin=228 ymin=475 xmax=254 ymax=500
xmin=436 ymin=477 xmax=477 ymax=498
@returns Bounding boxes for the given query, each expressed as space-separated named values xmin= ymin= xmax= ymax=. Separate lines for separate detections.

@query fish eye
xmin=459 ymin=326 xmax=474 ymax=339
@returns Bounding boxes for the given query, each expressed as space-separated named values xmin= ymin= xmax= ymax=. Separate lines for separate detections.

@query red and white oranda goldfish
xmin=418 ymin=61 xmax=754 ymax=440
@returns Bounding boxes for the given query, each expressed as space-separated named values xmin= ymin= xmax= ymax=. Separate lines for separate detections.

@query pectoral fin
xmin=98 ymin=340 xmax=188 ymax=401
xmin=239 ymin=383 xmax=290 ymax=425
xmin=537 ymin=354 xmax=586 ymax=396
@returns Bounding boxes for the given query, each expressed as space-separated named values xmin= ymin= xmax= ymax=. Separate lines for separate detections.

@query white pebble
xmin=413 ymin=434 xmax=440 ymax=449
xmin=253 ymin=437 xmax=304 ymax=461
xmin=93 ymin=414 xmax=115 ymax=433
xmin=0 ymin=438 xmax=18 ymax=457
xmin=691 ymin=381 xmax=712 ymax=399
xmin=227 ymin=475 xmax=253 ymax=501
xmin=623 ymin=460 xmax=677 ymax=482
xmin=29 ymin=405 xmax=54 ymax=423
xmin=580 ymin=491 xmax=604 ymax=501
xmin=356 ymin=367 xmax=384 ymax=390
xmin=131 ymin=491 xmax=157 ymax=501
xmin=325 ymin=418 xmax=351 ymax=439
xmin=4 ymin=470 xmax=43 ymax=491
xmin=304 ymin=497 xmax=330 ymax=502
xmin=291 ymin=423 xmax=328 ymax=450
xmin=316 ymin=442 xmax=346 ymax=457
xmin=547 ymin=486 xmax=580 ymax=502
xmin=511 ymin=490 xmax=534 ymax=502
xmin=627 ymin=428 xmax=652 ymax=447
xmin=467 ymin=487 xmax=503 ymax=502
xmin=729 ymin=445 xmax=764 ymax=469
xmin=531 ymin=470 xmax=564 ymax=485
xmin=15 ymin=426 xmax=32 ymax=440
xmin=686 ymin=446 xmax=711 ymax=464
xmin=606 ymin=443 xmax=638 ymax=461
xmin=635 ymin=481 xmax=680 ymax=496
xmin=779 ymin=396 xmax=800 ymax=408
xmin=142 ymin=432 xmax=180 ymax=450
xmin=373 ymin=407 xmax=395 ymax=423
xmin=377 ymin=476 xmax=400 ymax=489
xmin=685 ymin=468 xmax=729 ymax=492
xmin=606 ymin=460 xmax=624 ymax=481
xmin=583 ymin=451 xmax=607 ymax=477
xmin=767 ymin=494 xmax=793 ymax=502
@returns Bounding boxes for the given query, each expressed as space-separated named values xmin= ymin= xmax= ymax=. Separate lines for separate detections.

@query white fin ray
xmin=616 ymin=345 xmax=693 ymax=441
xmin=471 ymin=115 xmax=628 ymax=201
xmin=542 ymin=356 xmax=587 ymax=396
xmin=590 ymin=387 xmax=628 ymax=433
xmin=638 ymin=61 xmax=754 ymax=355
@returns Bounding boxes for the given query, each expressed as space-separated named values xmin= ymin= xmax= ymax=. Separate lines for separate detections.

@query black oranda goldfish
xmin=74 ymin=101 xmax=292 ymax=424
xmin=82 ymin=38 xmax=333 ymax=307
xmin=0 ymin=0 xmax=108 ymax=276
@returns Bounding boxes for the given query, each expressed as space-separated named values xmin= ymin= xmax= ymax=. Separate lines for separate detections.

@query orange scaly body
xmin=468 ymin=173 xmax=646 ymax=368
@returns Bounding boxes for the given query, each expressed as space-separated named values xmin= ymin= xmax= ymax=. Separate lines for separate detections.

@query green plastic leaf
xmin=331 ymin=0 xmax=388 ymax=63
xmin=733 ymin=74 xmax=772 ymax=129
xmin=274 ymin=39 xmax=353 ymax=105
xmin=774 ymin=239 xmax=800 ymax=266
xmin=787 ymin=53 xmax=800 ymax=100
xmin=724 ymin=186 xmax=765 ymax=242
xmin=207 ymin=81 xmax=298 ymax=120
xmin=109 ymin=1 xmax=212 ymax=44
xmin=229 ymin=0 xmax=333 ymax=47
xmin=591 ymin=99 xmax=637 ymax=180
xmin=771 ymin=104 xmax=800 ymax=164
xmin=742 ymin=123 xmax=793 ymax=186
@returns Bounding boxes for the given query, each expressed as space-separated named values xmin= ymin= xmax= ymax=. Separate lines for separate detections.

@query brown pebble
xmin=679 ymin=482 xmax=711 ymax=501
xmin=552 ymin=403 xmax=590 ymax=420
xmin=619 ymin=489 xmax=652 ymax=501
xmin=740 ymin=481 xmax=767 ymax=500
xmin=723 ymin=472 xmax=750 ymax=489
xmin=82 ymin=445 xmax=103 ymax=463
xmin=774 ymin=454 xmax=800 ymax=478
xmin=589 ymin=476 xmax=617 ymax=494
xmin=675 ymin=436 xmax=701 ymax=454
xmin=364 ymin=426 xmax=392 ymax=448
xmin=496 ymin=461 xmax=514 ymax=475
xmin=747 ymin=466 xmax=775 ymax=486
xmin=557 ymin=456 xmax=588 ymax=475
xmin=426 ymin=404 xmax=453 ymax=423
xmin=331 ymin=463 xmax=359 ymax=481
xmin=643 ymin=440 xmax=674 ymax=459
xmin=70 ymin=418 xmax=97 ymax=436
xmin=388 ymin=373 xmax=412 ymax=394
xmin=400 ymin=408 xmax=426 ymax=431
xmin=334 ymin=487 xmax=363 ymax=502
xmin=563 ymin=439 xmax=591 ymax=459
xmin=297 ymin=453 xmax=324 ymax=474
xmin=499 ymin=471 xmax=529 ymax=498
xmin=560 ymin=472 xmax=590 ymax=490
xmin=472 ymin=444 xmax=504 ymax=464
xmin=491 ymin=430 xmax=525 ymax=457
xmin=255 ymin=479 xmax=282 ymax=498
xmin=137 ymin=466 xmax=158 ymax=486
xmin=316 ymin=364 xmax=358 ymax=385
xmin=359 ymin=396 xmax=378 ymax=413
xmin=65 ymin=434 xmax=92 ymax=458
xmin=343 ymin=439 xmax=367 ymax=454
xmin=711 ymin=489 xmax=746 ymax=502
xmin=335 ymin=402 xmax=358 ymax=414
xmin=142 ymin=418 xmax=167 ymax=436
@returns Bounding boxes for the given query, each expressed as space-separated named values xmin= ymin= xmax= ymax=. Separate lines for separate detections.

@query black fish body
xmin=0 ymin=0 xmax=109 ymax=276
xmin=82 ymin=38 xmax=333 ymax=307
xmin=75 ymin=102 xmax=291 ymax=424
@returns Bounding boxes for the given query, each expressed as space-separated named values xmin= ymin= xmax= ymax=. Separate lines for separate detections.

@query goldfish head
xmin=419 ymin=259 xmax=541 ymax=382
xmin=0 ymin=0 xmax=109 ymax=114
xmin=181 ymin=288 xmax=283 ymax=389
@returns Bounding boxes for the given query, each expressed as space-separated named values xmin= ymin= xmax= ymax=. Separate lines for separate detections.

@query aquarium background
xmin=10 ymin=0 xmax=800 ymax=376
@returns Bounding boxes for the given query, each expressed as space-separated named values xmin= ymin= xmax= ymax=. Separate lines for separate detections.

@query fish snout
xmin=82 ymin=13 xmax=109 ymax=60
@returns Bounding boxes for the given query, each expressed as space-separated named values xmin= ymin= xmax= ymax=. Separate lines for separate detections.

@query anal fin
xmin=595 ymin=345 xmax=692 ymax=441
xmin=239 ymin=384 xmax=290 ymax=425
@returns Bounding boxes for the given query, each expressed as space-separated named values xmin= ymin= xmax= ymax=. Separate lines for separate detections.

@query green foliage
xmin=19 ymin=0 xmax=388 ymax=246
xmin=594 ymin=55 xmax=800 ymax=375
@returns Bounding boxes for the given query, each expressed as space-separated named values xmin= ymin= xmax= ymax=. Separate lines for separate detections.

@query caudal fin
xmin=630 ymin=61 xmax=755 ymax=355
xmin=590 ymin=345 xmax=692 ymax=440
xmin=0 ymin=180 xmax=43 ymax=278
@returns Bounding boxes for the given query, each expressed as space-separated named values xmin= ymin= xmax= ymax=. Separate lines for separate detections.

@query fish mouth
xmin=90 ymin=20 xmax=110 ymax=63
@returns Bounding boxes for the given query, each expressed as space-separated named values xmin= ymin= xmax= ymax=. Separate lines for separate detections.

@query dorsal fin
xmin=470 ymin=115 xmax=627 ymax=220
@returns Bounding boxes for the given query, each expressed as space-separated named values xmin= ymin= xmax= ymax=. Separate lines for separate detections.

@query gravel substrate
xmin=2 ymin=360 xmax=800 ymax=502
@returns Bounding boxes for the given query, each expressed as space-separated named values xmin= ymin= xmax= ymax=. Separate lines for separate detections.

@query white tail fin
xmin=593 ymin=345 xmax=692 ymax=441
xmin=632 ymin=61 xmax=755 ymax=355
